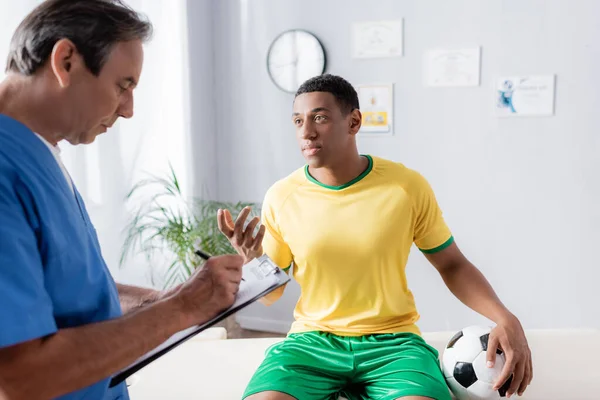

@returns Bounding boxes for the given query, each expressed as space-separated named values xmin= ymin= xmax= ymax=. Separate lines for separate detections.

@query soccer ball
xmin=441 ymin=325 xmax=513 ymax=399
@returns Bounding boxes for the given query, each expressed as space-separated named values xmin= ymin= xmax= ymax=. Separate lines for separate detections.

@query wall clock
xmin=266 ymin=29 xmax=326 ymax=93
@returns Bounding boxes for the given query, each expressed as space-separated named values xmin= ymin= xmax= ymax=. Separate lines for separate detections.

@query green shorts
xmin=243 ymin=331 xmax=452 ymax=400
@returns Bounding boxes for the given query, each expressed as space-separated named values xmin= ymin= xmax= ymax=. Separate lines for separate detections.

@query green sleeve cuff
xmin=419 ymin=236 xmax=454 ymax=254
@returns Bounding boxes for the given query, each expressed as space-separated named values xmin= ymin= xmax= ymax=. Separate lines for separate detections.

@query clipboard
xmin=109 ymin=254 xmax=290 ymax=387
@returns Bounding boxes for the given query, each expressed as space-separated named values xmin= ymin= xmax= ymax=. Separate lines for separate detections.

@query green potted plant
xmin=120 ymin=165 xmax=260 ymax=288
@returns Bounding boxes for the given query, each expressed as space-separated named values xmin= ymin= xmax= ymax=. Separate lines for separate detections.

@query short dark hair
xmin=295 ymin=74 xmax=360 ymax=115
xmin=5 ymin=0 xmax=153 ymax=76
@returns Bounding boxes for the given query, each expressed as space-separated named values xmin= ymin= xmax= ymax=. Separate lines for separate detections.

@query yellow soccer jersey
xmin=260 ymin=155 xmax=453 ymax=336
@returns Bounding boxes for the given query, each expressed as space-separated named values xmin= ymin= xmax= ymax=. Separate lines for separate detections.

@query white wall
xmin=192 ymin=0 xmax=600 ymax=333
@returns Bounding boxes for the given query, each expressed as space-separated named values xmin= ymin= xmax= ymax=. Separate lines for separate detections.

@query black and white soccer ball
xmin=441 ymin=325 xmax=513 ymax=399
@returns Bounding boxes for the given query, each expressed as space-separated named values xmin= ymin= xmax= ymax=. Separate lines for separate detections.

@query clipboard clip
xmin=256 ymin=254 xmax=287 ymax=277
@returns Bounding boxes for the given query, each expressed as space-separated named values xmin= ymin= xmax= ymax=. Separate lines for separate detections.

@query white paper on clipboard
xmin=109 ymin=255 xmax=289 ymax=387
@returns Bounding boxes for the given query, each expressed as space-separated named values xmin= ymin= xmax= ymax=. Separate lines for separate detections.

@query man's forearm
xmin=258 ymin=285 xmax=286 ymax=306
xmin=116 ymin=283 xmax=161 ymax=314
xmin=438 ymin=261 xmax=514 ymax=324
xmin=0 ymin=296 xmax=191 ymax=400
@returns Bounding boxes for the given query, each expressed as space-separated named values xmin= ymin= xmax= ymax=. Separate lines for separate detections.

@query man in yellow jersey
xmin=217 ymin=74 xmax=532 ymax=400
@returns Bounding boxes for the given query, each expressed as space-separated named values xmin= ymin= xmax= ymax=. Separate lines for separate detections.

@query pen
xmin=194 ymin=248 xmax=212 ymax=261
xmin=194 ymin=249 xmax=244 ymax=281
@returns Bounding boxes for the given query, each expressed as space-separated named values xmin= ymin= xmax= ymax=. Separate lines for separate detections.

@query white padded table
xmin=128 ymin=329 xmax=600 ymax=399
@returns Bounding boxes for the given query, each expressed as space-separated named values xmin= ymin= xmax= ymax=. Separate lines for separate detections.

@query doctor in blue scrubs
xmin=0 ymin=1 xmax=244 ymax=399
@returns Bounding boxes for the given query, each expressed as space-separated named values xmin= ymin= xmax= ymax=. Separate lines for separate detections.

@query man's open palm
xmin=217 ymin=207 xmax=265 ymax=263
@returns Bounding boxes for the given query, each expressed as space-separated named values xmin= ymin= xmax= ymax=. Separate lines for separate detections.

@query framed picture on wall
xmin=352 ymin=20 xmax=403 ymax=59
xmin=356 ymin=84 xmax=394 ymax=135
xmin=495 ymin=75 xmax=556 ymax=117
xmin=424 ymin=47 xmax=481 ymax=87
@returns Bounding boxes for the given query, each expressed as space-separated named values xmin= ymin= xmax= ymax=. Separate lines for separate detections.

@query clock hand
xmin=270 ymin=60 xmax=297 ymax=68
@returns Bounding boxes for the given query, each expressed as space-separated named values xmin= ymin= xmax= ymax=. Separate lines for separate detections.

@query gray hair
xmin=6 ymin=0 xmax=153 ymax=76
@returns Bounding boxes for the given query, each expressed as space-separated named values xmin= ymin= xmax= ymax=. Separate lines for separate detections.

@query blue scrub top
xmin=0 ymin=114 xmax=129 ymax=400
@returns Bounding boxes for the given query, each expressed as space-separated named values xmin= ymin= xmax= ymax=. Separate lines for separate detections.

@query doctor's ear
xmin=50 ymin=39 xmax=83 ymax=88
